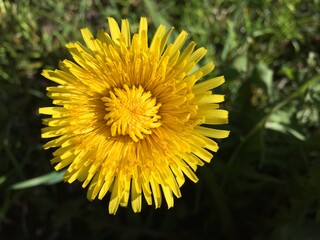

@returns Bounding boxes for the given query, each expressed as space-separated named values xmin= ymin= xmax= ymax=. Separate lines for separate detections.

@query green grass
xmin=1 ymin=0 xmax=320 ymax=239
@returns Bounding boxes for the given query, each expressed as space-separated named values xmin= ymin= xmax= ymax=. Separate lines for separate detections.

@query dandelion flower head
xmin=40 ymin=17 xmax=229 ymax=214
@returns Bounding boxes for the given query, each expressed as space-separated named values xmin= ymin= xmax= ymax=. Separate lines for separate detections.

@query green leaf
xmin=256 ymin=61 xmax=273 ymax=97
xmin=11 ymin=170 xmax=65 ymax=190
xmin=265 ymin=121 xmax=306 ymax=141
xmin=0 ymin=176 xmax=6 ymax=185
xmin=221 ymin=20 xmax=237 ymax=61
xmin=232 ymin=53 xmax=248 ymax=72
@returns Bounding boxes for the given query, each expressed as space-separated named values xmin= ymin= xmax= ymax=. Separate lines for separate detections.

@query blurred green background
xmin=1 ymin=0 xmax=320 ymax=239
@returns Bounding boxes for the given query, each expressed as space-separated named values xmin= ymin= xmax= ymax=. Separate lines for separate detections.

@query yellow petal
xmin=193 ymin=76 xmax=225 ymax=94
xmin=107 ymin=17 xmax=121 ymax=42
xmin=81 ymin=28 xmax=96 ymax=52
xmin=195 ymin=126 xmax=230 ymax=139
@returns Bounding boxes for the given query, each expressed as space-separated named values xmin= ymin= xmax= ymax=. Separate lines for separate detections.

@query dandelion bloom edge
xmin=39 ymin=17 xmax=229 ymax=214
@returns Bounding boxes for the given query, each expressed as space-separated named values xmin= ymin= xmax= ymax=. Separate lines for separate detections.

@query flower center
xmin=102 ymin=85 xmax=162 ymax=142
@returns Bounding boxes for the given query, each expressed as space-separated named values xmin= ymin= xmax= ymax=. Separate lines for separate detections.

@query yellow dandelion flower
xmin=40 ymin=17 xmax=229 ymax=214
